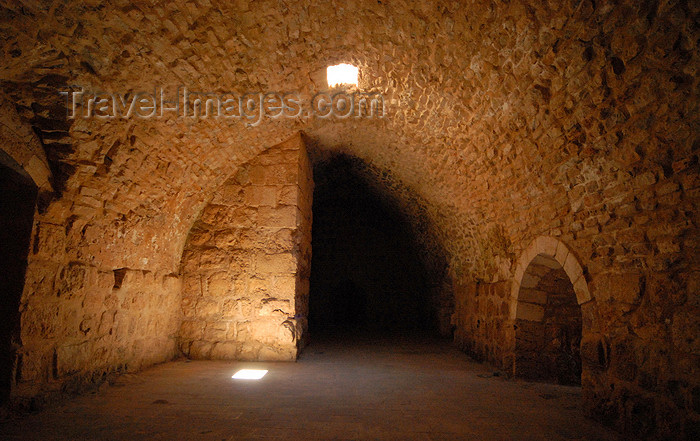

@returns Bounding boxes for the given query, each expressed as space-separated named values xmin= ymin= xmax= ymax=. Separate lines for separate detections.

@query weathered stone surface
xmin=516 ymin=302 xmax=546 ymax=322
xmin=518 ymin=288 xmax=548 ymax=305
xmin=206 ymin=272 xmax=233 ymax=298
xmin=178 ymin=135 xmax=311 ymax=361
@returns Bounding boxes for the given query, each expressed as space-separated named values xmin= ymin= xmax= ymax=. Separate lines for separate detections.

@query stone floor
xmin=1 ymin=334 xmax=620 ymax=440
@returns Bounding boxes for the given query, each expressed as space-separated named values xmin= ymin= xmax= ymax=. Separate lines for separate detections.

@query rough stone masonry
xmin=0 ymin=1 xmax=697 ymax=440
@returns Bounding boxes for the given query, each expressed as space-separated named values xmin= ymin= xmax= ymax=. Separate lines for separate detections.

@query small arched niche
xmin=511 ymin=237 xmax=590 ymax=386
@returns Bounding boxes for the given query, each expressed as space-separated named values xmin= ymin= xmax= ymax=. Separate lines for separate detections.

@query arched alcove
xmin=510 ymin=237 xmax=590 ymax=385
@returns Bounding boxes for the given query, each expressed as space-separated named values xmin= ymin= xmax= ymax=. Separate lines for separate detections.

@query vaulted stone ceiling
xmin=3 ymin=0 xmax=693 ymax=278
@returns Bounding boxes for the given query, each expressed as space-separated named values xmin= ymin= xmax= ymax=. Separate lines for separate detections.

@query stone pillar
xmin=178 ymin=133 xmax=312 ymax=361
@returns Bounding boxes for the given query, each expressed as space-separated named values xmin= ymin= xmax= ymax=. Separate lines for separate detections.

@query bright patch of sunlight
xmin=232 ymin=369 xmax=268 ymax=380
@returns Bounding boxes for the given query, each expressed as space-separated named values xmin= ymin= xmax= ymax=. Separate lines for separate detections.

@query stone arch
xmin=0 ymin=94 xmax=52 ymax=192
xmin=509 ymin=236 xmax=590 ymax=385
xmin=307 ymin=152 xmax=453 ymax=337
xmin=510 ymin=236 xmax=590 ymax=320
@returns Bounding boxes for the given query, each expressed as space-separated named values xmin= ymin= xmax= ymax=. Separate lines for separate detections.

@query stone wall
xmin=453 ymin=280 xmax=512 ymax=367
xmin=178 ymin=134 xmax=312 ymax=361
xmin=0 ymin=113 xmax=183 ymax=409
xmin=16 ymin=260 xmax=181 ymax=407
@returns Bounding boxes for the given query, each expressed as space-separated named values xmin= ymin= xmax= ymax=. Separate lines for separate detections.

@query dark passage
xmin=308 ymin=155 xmax=434 ymax=338
xmin=0 ymin=153 xmax=38 ymax=406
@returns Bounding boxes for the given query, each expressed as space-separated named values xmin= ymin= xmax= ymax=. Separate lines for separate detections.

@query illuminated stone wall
xmin=178 ymin=134 xmax=312 ymax=361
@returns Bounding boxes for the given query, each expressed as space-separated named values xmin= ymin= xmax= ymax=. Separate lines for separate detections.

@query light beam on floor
xmin=232 ymin=369 xmax=268 ymax=380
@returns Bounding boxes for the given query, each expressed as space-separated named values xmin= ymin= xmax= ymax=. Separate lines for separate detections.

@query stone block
xmin=258 ymin=345 xmax=296 ymax=361
xmin=236 ymin=342 xmax=260 ymax=361
xmin=236 ymin=297 xmax=256 ymax=317
xmin=33 ymin=222 xmax=66 ymax=258
xmin=213 ymin=229 xmax=242 ymax=248
xmin=200 ymin=204 xmax=225 ymax=224
xmin=259 ymin=298 xmax=291 ymax=316
xmin=272 ymin=229 xmax=294 ymax=249
xmin=56 ymin=342 xmax=92 ymax=376
xmin=195 ymin=298 xmax=220 ymax=318
xmin=554 ymin=240 xmax=569 ymax=266
xmin=119 ymin=269 xmax=145 ymax=290
xmin=248 ymin=319 xmax=293 ymax=345
xmin=211 ymin=183 xmax=243 ymax=205
xmin=573 ymin=276 xmax=592 ymax=304
xmin=207 ymin=272 xmax=233 ymax=297
xmin=22 ymin=261 xmax=59 ymax=299
xmin=262 ymin=163 xmax=297 ymax=185
xmin=248 ymin=165 xmax=266 ymax=184
xmin=97 ymin=310 xmax=116 ymax=336
xmin=535 ymin=236 xmax=558 ymax=256
xmin=203 ymin=321 xmax=229 ymax=341
xmin=532 ymin=254 xmax=560 ymax=269
xmin=16 ymin=349 xmax=49 ymax=383
xmin=210 ymin=342 xmax=237 ymax=359
xmin=563 ymin=252 xmax=583 ymax=283
xmin=182 ymin=274 xmax=202 ymax=297
xmin=179 ymin=320 xmax=205 ymax=340
xmin=181 ymin=296 xmax=197 ymax=318
xmin=221 ymin=298 xmax=239 ymax=319
xmin=516 ymin=302 xmax=545 ymax=322
xmin=592 ymin=273 xmax=643 ymax=306
xmin=248 ymin=277 xmax=269 ymax=296
xmin=222 ymin=207 xmax=258 ymax=228
xmin=277 ymin=185 xmax=298 ymax=205
xmin=256 ymin=253 xmax=296 ymax=274
xmin=96 ymin=271 xmax=115 ymax=290
xmin=272 ymin=276 xmax=297 ymax=299
xmin=244 ymin=185 xmax=278 ymax=206
xmin=189 ymin=341 xmax=213 ymax=359
xmin=21 ymin=304 xmax=60 ymax=340
xmin=518 ymin=288 xmax=547 ymax=304
xmin=82 ymin=289 xmax=105 ymax=311
xmin=198 ymin=248 xmax=231 ymax=270
xmin=55 ymin=263 xmax=93 ymax=299
xmin=187 ymin=230 xmax=212 ymax=247
xmin=513 ymin=264 xmax=525 ymax=288
xmin=257 ymin=205 xmax=297 ymax=228
xmin=671 ymin=309 xmax=700 ymax=355
xmin=520 ymin=272 xmax=540 ymax=289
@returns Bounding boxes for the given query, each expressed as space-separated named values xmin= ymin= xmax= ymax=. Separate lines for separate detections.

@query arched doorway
xmin=307 ymin=154 xmax=451 ymax=340
xmin=0 ymin=151 xmax=38 ymax=405
xmin=510 ymin=237 xmax=590 ymax=385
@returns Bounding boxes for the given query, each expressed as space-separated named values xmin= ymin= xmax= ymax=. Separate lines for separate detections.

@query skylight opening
xmin=232 ymin=369 xmax=268 ymax=380
xmin=327 ymin=64 xmax=358 ymax=87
